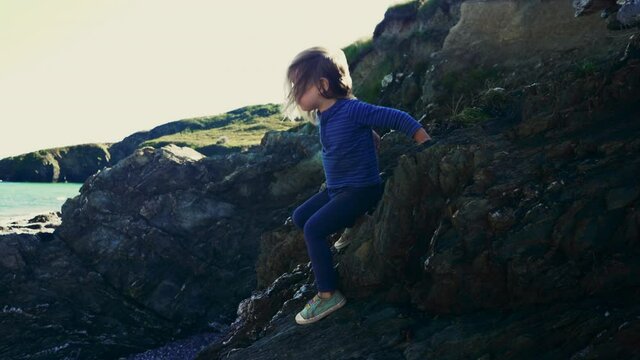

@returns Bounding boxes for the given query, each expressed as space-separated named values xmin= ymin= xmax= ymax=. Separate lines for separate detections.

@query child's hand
xmin=408 ymin=136 xmax=436 ymax=154
xmin=413 ymin=128 xmax=431 ymax=144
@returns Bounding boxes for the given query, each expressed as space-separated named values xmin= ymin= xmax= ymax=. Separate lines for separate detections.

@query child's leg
xmin=291 ymin=188 xmax=331 ymax=230
xmin=303 ymin=185 xmax=383 ymax=293
xmin=332 ymin=213 xmax=368 ymax=251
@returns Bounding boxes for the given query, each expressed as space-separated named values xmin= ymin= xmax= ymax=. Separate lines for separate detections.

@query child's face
xmin=297 ymin=83 xmax=322 ymax=112
xmin=296 ymin=78 xmax=331 ymax=112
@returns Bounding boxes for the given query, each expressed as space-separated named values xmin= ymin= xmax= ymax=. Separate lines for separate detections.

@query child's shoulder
xmin=340 ymin=96 xmax=365 ymax=109
xmin=347 ymin=97 xmax=377 ymax=107
xmin=333 ymin=96 xmax=357 ymax=112
xmin=342 ymin=97 xmax=377 ymax=114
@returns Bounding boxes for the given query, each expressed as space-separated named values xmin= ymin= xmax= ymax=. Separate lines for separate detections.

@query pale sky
xmin=0 ymin=0 xmax=404 ymax=159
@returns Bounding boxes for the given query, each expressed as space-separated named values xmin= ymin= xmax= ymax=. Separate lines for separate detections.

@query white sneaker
xmin=333 ymin=227 xmax=353 ymax=250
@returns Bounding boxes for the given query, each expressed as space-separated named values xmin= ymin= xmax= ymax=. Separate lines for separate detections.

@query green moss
xmin=573 ymin=59 xmax=598 ymax=77
xmin=141 ymin=113 xmax=297 ymax=151
xmin=379 ymin=0 xmax=442 ymax=24
xmin=480 ymin=87 xmax=510 ymax=115
xmin=140 ymin=104 xmax=287 ymax=151
xmin=343 ymin=37 xmax=373 ymax=66
xmin=441 ymin=67 xmax=501 ymax=97
xmin=174 ymin=104 xmax=281 ymax=131
xmin=353 ymin=56 xmax=395 ymax=103
xmin=451 ymin=107 xmax=490 ymax=126
xmin=417 ymin=0 xmax=443 ymax=20
xmin=388 ymin=0 xmax=422 ymax=13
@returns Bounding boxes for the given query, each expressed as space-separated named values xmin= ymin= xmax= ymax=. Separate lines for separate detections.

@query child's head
xmin=283 ymin=46 xmax=354 ymax=121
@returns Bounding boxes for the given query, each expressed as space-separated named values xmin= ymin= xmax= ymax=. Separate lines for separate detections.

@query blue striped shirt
xmin=317 ymin=97 xmax=423 ymax=189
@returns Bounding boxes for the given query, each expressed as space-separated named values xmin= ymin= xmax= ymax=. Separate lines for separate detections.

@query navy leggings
xmin=292 ymin=182 xmax=384 ymax=292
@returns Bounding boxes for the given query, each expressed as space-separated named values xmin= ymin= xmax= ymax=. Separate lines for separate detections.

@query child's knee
xmin=291 ymin=207 xmax=305 ymax=229
xmin=303 ymin=217 xmax=331 ymax=241
xmin=302 ymin=221 xmax=317 ymax=240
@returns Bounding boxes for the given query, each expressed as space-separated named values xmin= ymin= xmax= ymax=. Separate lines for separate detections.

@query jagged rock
xmin=573 ymin=0 xmax=618 ymax=17
xmin=616 ymin=0 xmax=640 ymax=26
xmin=0 ymin=232 xmax=177 ymax=359
xmin=574 ymin=0 xmax=640 ymax=28
xmin=2 ymin=126 xmax=314 ymax=356
xmin=2 ymin=124 xmax=323 ymax=358
xmin=55 ymin=137 xmax=323 ymax=330
xmin=200 ymin=266 xmax=640 ymax=360
xmin=441 ymin=1 xmax=631 ymax=68
xmin=27 ymin=213 xmax=59 ymax=224
xmin=254 ymin=223 xmax=310 ymax=290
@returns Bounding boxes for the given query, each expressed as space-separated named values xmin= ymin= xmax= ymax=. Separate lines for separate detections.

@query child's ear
xmin=319 ymin=77 xmax=330 ymax=92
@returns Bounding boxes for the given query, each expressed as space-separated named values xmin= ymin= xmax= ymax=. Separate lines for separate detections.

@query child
xmin=284 ymin=46 xmax=431 ymax=325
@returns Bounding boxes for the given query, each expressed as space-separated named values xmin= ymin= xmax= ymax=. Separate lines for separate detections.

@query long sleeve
xmin=349 ymin=100 xmax=423 ymax=138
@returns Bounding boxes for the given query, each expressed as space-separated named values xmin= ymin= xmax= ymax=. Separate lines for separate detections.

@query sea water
xmin=0 ymin=181 xmax=82 ymax=225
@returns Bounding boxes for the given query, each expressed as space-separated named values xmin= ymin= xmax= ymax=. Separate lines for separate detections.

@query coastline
xmin=0 ymin=181 xmax=81 ymax=234
xmin=0 ymin=211 xmax=62 ymax=235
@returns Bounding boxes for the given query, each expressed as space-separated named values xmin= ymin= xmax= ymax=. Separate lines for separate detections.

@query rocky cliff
xmin=0 ymin=143 xmax=111 ymax=183
xmin=1 ymin=0 xmax=639 ymax=359
xmin=0 ymin=104 xmax=292 ymax=183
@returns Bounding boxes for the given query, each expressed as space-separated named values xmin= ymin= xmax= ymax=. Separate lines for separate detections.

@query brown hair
xmin=282 ymin=46 xmax=354 ymax=122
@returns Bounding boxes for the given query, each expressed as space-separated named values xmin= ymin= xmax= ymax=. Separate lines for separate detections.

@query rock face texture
xmin=2 ymin=1 xmax=640 ymax=359
xmin=198 ymin=69 xmax=640 ymax=357
xmin=1 ymin=125 xmax=323 ymax=359
xmin=0 ymin=231 xmax=180 ymax=359
xmin=441 ymin=0 xmax=624 ymax=66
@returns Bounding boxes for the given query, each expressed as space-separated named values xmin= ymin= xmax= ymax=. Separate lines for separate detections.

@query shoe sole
xmin=295 ymin=297 xmax=347 ymax=325
xmin=333 ymin=240 xmax=351 ymax=250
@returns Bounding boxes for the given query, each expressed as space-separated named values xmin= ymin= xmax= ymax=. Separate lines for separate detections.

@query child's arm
xmin=351 ymin=100 xmax=431 ymax=144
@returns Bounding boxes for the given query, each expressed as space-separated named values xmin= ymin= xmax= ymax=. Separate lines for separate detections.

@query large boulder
xmin=55 ymin=127 xmax=322 ymax=331
xmin=2 ymin=123 xmax=323 ymax=358
xmin=1 ymin=122 xmax=319 ymax=356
